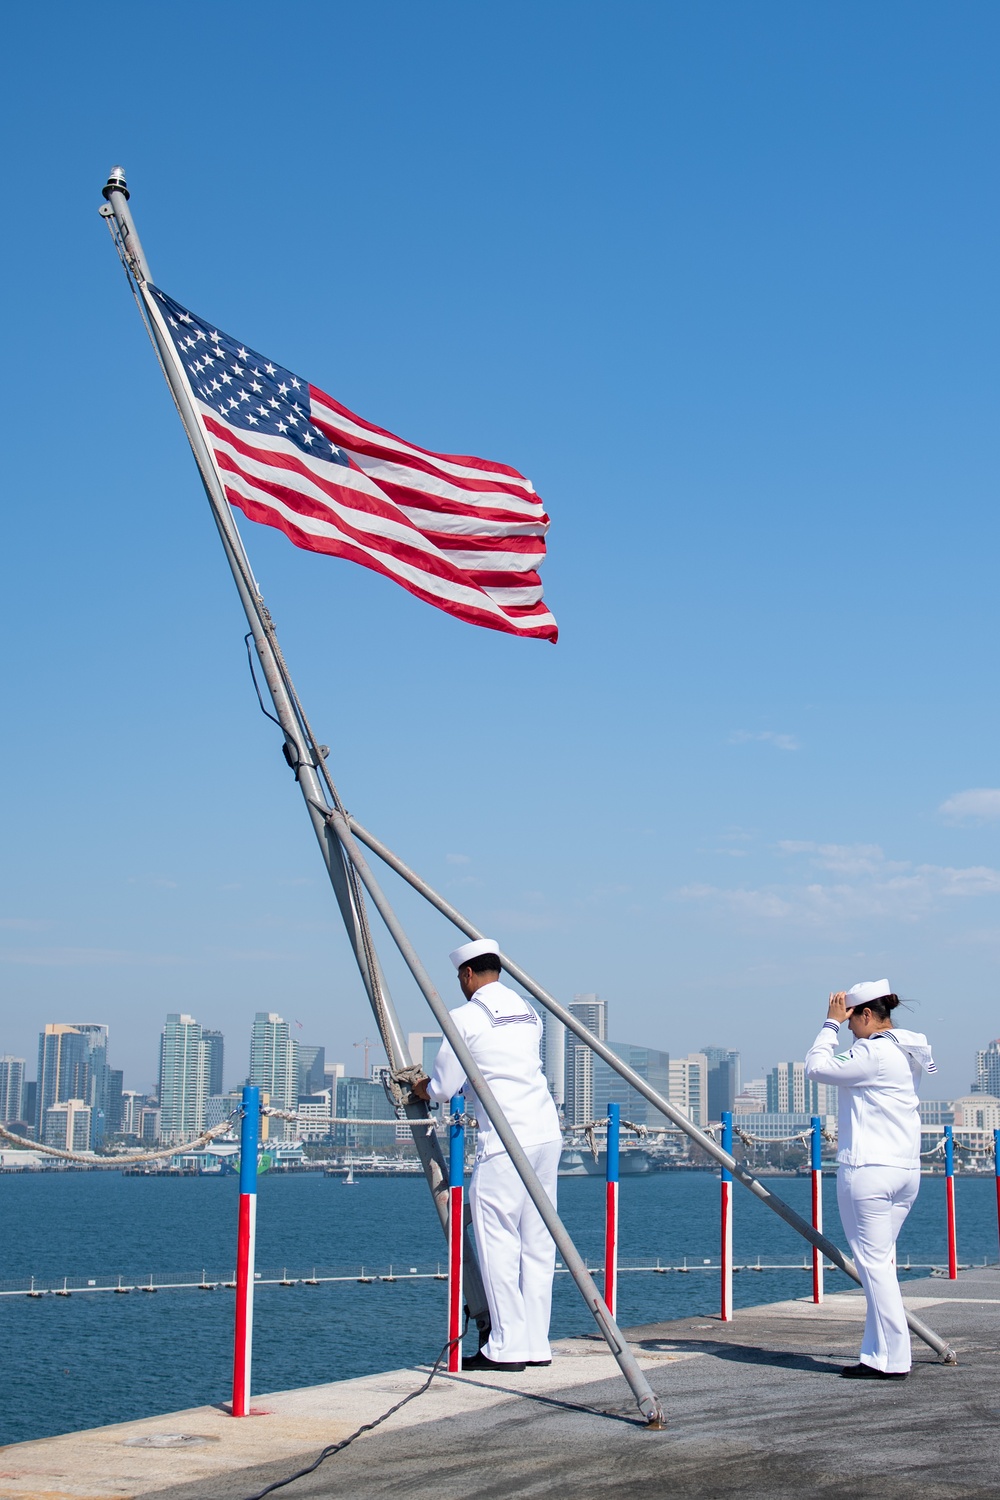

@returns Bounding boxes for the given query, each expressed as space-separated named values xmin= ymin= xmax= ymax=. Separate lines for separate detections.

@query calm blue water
xmin=2 ymin=1169 xmax=996 ymax=1446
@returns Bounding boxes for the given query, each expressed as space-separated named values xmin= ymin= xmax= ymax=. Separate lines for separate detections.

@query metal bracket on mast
xmin=99 ymin=166 xmax=490 ymax=1342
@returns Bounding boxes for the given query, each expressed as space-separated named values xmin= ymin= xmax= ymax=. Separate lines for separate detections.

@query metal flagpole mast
xmin=98 ymin=167 xmax=490 ymax=1336
xmin=343 ymin=813 xmax=959 ymax=1365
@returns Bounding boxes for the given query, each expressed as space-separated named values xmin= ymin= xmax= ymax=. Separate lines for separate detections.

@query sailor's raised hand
xmin=827 ymin=991 xmax=849 ymax=1024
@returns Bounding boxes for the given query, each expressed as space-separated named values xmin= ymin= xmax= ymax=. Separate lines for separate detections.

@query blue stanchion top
xmin=448 ymin=1094 xmax=465 ymax=1188
xmin=606 ymin=1102 xmax=620 ymax=1183
xmin=239 ymin=1085 xmax=260 ymax=1195
xmin=720 ymin=1111 xmax=732 ymax=1182
xmin=944 ymin=1123 xmax=954 ymax=1176
xmin=810 ymin=1115 xmax=823 ymax=1173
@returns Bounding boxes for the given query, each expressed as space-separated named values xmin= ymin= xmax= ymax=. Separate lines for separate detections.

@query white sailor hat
xmin=449 ymin=938 xmax=500 ymax=969
xmin=845 ymin=979 xmax=891 ymax=1009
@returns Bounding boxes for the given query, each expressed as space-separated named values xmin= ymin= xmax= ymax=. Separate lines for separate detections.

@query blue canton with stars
xmin=150 ymin=287 xmax=350 ymax=467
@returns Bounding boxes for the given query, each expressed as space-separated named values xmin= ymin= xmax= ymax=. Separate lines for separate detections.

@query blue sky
xmin=2 ymin=2 xmax=999 ymax=1098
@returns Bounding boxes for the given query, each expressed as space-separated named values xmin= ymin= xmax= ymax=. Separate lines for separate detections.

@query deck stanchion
xmin=720 ymin=1112 xmax=733 ymax=1322
xmin=994 ymin=1130 xmax=1000 ymax=1265
xmin=447 ymin=1094 xmax=465 ymax=1372
xmin=232 ymin=1085 xmax=259 ymax=1416
xmin=945 ymin=1125 xmax=957 ymax=1280
xmin=605 ymin=1103 xmax=620 ymax=1320
xmin=810 ymin=1116 xmax=824 ymax=1304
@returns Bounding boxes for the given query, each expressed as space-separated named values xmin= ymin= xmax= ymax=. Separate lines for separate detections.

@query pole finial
xmin=103 ymin=166 xmax=129 ymax=201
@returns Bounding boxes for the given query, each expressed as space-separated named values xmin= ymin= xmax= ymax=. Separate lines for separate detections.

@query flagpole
xmin=99 ymin=167 xmax=490 ymax=1337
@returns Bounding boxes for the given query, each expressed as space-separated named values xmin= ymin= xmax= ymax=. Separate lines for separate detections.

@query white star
xmin=302 ymin=431 xmax=314 ymax=446
xmin=246 ymin=413 xmax=259 ymax=425
xmin=292 ymin=402 xmax=303 ymax=415
xmin=211 ymin=380 xmax=221 ymax=392
xmin=179 ymin=312 xmax=192 ymax=324
xmin=237 ymin=346 xmax=248 ymax=360
xmin=233 ymin=364 xmax=245 ymax=377
xmin=277 ymin=421 xmax=288 ymax=433
xmin=210 ymin=331 xmax=221 ymax=343
xmin=257 ymin=404 xmax=268 ymax=416
xmin=265 ymin=362 xmax=275 ymax=375
xmin=250 ymin=380 xmax=262 ymax=393
xmin=278 ymin=382 xmax=289 ymax=396
xmin=228 ymin=397 xmax=240 ymax=409
xmin=203 ymin=353 xmax=215 ymax=367
xmin=219 ymin=405 xmax=229 ymax=416
xmin=287 ymin=412 xmax=299 ymax=425
xmin=291 ymin=377 xmax=301 ymax=389
xmin=168 ymin=316 xmax=179 ymax=329
xmin=329 ymin=441 xmax=341 ymax=455
xmin=195 ymin=329 xmax=207 ymax=342
xmin=269 ymin=398 xmax=280 ymax=409
xmin=238 ymin=389 xmax=251 ymax=402
xmin=220 ymin=371 xmax=232 ymax=385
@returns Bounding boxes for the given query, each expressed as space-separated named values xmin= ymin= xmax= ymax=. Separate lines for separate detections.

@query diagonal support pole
xmin=345 ymin=813 xmax=958 ymax=1366
xmin=326 ymin=810 xmax=666 ymax=1426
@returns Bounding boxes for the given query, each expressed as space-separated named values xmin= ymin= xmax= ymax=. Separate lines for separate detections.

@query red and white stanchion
xmin=994 ymin=1129 xmax=1000 ymax=1266
xmin=447 ymin=1094 xmax=465 ymax=1371
xmin=232 ymin=1084 xmax=259 ymax=1416
xmin=604 ymin=1103 xmax=620 ymax=1320
xmin=945 ymin=1125 xmax=957 ymax=1280
xmin=720 ymin=1111 xmax=733 ymax=1322
xmin=810 ymin=1115 xmax=824 ymax=1304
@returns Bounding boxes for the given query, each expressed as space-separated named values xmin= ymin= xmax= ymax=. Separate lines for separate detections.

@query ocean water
xmin=1 ymin=1169 xmax=996 ymax=1446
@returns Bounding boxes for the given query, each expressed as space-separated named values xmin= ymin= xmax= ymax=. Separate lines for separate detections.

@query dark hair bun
xmin=884 ymin=993 xmax=901 ymax=1012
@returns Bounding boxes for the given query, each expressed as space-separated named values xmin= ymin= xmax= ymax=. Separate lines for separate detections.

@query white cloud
xmin=446 ymin=853 xmax=471 ymax=865
xmin=939 ymin=789 xmax=1000 ymax=824
xmin=729 ymin=730 xmax=800 ymax=752
xmin=675 ymin=842 xmax=1000 ymax=929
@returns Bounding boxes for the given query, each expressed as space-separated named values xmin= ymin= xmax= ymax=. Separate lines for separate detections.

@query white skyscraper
xmin=668 ymin=1053 xmax=709 ymax=1128
xmin=159 ymin=1014 xmax=210 ymax=1143
xmin=44 ymin=1098 xmax=92 ymax=1151
xmin=0 ymin=1057 xmax=25 ymax=1123
xmin=564 ymin=995 xmax=607 ymax=1126
xmin=250 ymin=1013 xmax=298 ymax=1139
xmin=541 ymin=1011 xmax=565 ymax=1107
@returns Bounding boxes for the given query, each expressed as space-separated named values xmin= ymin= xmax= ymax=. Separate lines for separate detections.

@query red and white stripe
xmin=720 ymin=1179 xmax=733 ymax=1322
xmin=148 ymin=283 xmax=557 ymax=642
xmin=604 ymin=1179 xmax=619 ymax=1320
xmin=811 ymin=1168 xmax=824 ymax=1304
xmin=447 ymin=1183 xmax=464 ymax=1373
xmin=232 ymin=1192 xmax=256 ymax=1416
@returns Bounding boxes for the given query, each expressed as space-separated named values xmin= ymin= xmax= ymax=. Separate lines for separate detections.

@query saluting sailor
xmin=414 ymin=938 xmax=562 ymax=1373
xmin=805 ymin=980 xmax=937 ymax=1380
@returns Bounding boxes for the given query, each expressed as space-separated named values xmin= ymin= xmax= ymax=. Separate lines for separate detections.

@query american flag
xmin=147 ymin=288 xmax=557 ymax=642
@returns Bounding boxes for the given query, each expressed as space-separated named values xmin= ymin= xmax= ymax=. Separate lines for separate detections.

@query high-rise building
xmin=36 ymin=1025 xmax=89 ymax=1133
xmin=766 ymin=1061 xmax=834 ymax=1116
xmin=972 ymin=1039 xmax=1000 ymax=1097
xmin=250 ymin=1013 xmax=298 ymax=1139
xmin=540 ymin=1012 xmax=565 ymax=1107
xmin=203 ymin=1030 xmax=225 ymax=1097
xmin=669 ymin=1053 xmax=708 ymax=1128
xmin=159 ymin=1014 xmax=211 ymax=1143
xmin=734 ymin=1077 xmax=767 ymax=1112
xmin=106 ymin=1068 xmax=124 ymax=1135
xmin=19 ymin=1080 xmax=36 ymax=1133
xmin=297 ymin=1044 xmax=326 ymax=1097
xmin=44 ymin=1099 xmax=91 ymax=1151
xmin=564 ymin=995 xmax=607 ymax=1126
xmin=0 ymin=1057 xmax=25 ymax=1123
xmin=67 ymin=1024 xmax=110 ymax=1146
xmin=703 ymin=1046 xmax=741 ymax=1121
xmin=120 ymin=1090 xmax=146 ymax=1136
xmin=593 ymin=1042 xmax=669 ymax=1127
xmin=407 ymin=1033 xmax=444 ymax=1077
xmin=335 ymin=1076 xmax=398 ymax=1151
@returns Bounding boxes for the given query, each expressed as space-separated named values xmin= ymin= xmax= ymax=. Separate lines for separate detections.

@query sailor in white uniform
xmin=805 ymin=980 xmax=937 ymax=1380
xmin=416 ymin=938 xmax=562 ymax=1373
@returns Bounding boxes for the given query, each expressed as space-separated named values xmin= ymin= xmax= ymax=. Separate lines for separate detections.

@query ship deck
xmin=1 ymin=1267 xmax=997 ymax=1499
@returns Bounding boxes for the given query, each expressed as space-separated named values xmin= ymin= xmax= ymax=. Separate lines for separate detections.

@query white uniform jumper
xmin=428 ymin=980 xmax=562 ymax=1364
xmin=805 ymin=1023 xmax=936 ymax=1372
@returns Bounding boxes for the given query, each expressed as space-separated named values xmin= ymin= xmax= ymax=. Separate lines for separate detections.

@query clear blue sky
xmin=2 ymin=2 xmax=998 ymax=1098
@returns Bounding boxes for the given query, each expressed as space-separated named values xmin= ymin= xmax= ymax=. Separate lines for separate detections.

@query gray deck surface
xmin=141 ymin=1268 xmax=999 ymax=1500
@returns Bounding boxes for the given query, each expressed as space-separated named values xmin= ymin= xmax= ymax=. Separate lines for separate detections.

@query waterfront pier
xmin=0 ymin=1268 xmax=995 ymax=1499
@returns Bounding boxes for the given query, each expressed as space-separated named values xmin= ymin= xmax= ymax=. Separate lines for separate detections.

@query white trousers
xmin=837 ymin=1164 xmax=920 ymax=1372
xmin=469 ymin=1138 xmax=561 ymax=1363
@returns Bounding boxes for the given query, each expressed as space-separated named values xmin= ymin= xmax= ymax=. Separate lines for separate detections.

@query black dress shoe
xmin=841 ymin=1362 xmax=908 ymax=1380
xmin=462 ymin=1352 xmax=526 ymax=1372
xmin=525 ymin=1359 xmax=552 ymax=1367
